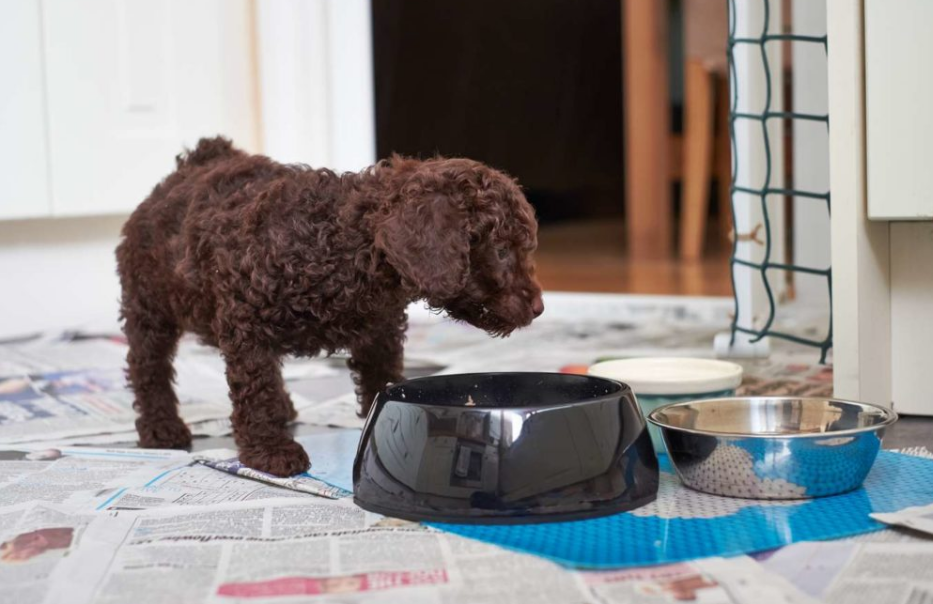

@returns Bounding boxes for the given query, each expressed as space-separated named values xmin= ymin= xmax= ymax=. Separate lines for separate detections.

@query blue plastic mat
xmin=299 ymin=433 xmax=933 ymax=569
xmin=298 ymin=430 xmax=359 ymax=492
xmin=433 ymin=452 xmax=933 ymax=568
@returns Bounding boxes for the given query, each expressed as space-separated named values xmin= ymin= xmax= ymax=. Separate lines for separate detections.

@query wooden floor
xmin=535 ymin=219 xmax=733 ymax=296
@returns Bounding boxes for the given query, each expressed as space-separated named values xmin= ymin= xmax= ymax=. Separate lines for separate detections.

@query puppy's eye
xmin=496 ymin=248 xmax=510 ymax=261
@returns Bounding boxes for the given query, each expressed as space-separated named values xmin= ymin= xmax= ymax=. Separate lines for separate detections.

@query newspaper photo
xmin=0 ymin=502 xmax=98 ymax=604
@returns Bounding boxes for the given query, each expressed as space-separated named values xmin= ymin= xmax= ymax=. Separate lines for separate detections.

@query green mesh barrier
xmin=727 ymin=0 xmax=832 ymax=363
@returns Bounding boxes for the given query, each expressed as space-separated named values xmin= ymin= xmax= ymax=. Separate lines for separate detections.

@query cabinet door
xmin=0 ymin=0 xmax=51 ymax=220
xmin=866 ymin=0 xmax=933 ymax=220
xmin=42 ymin=0 xmax=258 ymax=217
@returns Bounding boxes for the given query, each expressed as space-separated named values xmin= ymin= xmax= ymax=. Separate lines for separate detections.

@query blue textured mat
xmin=431 ymin=452 xmax=933 ymax=568
xmin=300 ymin=434 xmax=933 ymax=569
xmin=298 ymin=430 xmax=359 ymax=492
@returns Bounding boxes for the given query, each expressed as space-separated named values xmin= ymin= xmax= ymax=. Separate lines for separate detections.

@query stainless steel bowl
xmin=648 ymin=397 xmax=898 ymax=499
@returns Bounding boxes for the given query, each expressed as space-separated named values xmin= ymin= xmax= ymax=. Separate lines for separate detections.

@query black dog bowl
xmin=353 ymin=372 xmax=659 ymax=524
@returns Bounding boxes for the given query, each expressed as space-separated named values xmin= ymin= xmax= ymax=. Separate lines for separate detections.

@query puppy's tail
xmin=176 ymin=136 xmax=241 ymax=169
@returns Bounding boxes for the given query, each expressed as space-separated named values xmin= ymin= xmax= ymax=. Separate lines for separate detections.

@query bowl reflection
xmin=648 ymin=397 xmax=898 ymax=499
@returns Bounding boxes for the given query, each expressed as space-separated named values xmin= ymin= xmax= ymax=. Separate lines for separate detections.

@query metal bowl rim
xmin=646 ymin=396 xmax=898 ymax=439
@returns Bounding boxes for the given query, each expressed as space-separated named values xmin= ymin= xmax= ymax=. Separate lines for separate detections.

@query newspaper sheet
xmin=294 ymin=320 xmax=726 ymax=429
xmin=295 ymin=321 xmax=836 ymax=430
xmin=185 ymin=430 xmax=360 ymax=501
xmin=296 ymin=393 xmax=365 ymax=429
xmin=759 ymin=540 xmax=933 ymax=604
xmin=43 ymin=498 xmax=813 ymax=604
xmin=0 ymin=339 xmax=129 ymax=376
xmin=0 ymin=302 xmax=919 ymax=603
xmin=0 ymin=446 xmax=338 ymax=513
xmin=872 ymin=502 xmax=933 ymax=537
xmin=1 ymin=309 xmax=832 ymax=442
xmin=580 ymin=556 xmax=817 ymax=604
xmin=19 ymin=418 xmax=235 ymax=449
xmin=193 ymin=450 xmax=351 ymax=500
xmin=0 ymin=447 xmax=189 ymax=510
xmin=97 ymin=463 xmax=317 ymax=511
xmin=0 ymin=339 xmax=233 ymax=445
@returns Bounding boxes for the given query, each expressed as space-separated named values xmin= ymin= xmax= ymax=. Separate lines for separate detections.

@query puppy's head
xmin=376 ymin=157 xmax=544 ymax=336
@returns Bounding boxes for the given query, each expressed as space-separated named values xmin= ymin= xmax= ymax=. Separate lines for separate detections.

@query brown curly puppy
xmin=116 ymin=137 xmax=544 ymax=477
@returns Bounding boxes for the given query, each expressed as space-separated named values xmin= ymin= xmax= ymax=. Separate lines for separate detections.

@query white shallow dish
xmin=589 ymin=357 xmax=744 ymax=454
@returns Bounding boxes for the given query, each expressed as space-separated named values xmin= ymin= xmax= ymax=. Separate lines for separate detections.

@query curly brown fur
xmin=116 ymin=136 xmax=544 ymax=477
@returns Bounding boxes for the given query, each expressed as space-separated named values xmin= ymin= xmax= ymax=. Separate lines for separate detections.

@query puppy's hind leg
xmin=123 ymin=307 xmax=191 ymax=449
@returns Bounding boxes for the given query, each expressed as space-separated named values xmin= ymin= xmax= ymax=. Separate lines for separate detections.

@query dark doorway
xmin=372 ymin=0 xmax=624 ymax=224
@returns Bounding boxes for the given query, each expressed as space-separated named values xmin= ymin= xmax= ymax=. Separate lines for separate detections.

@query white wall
xmin=0 ymin=216 xmax=126 ymax=339
xmin=1 ymin=0 xmax=259 ymax=221
xmin=0 ymin=0 xmax=376 ymax=340
xmin=255 ymin=0 xmax=375 ymax=171
xmin=0 ymin=0 xmax=257 ymax=338
xmin=0 ymin=0 xmax=51 ymax=220
xmin=791 ymin=0 xmax=831 ymax=306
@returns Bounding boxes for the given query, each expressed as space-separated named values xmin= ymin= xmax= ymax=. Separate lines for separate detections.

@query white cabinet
xmin=832 ymin=0 xmax=933 ymax=416
xmin=865 ymin=0 xmax=933 ymax=221
xmin=1 ymin=0 xmax=258 ymax=220
xmin=0 ymin=0 xmax=51 ymax=220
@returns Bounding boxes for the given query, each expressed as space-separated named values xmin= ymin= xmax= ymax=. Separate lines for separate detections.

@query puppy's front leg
xmin=222 ymin=344 xmax=309 ymax=477
xmin=347 ymin=329 xmax=405 ymax=418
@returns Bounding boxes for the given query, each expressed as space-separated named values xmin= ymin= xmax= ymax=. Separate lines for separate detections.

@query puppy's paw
xmin=239 ymin=439 xmax=310 ymax=477
xmin=137 ymin=416 xmax=193 ymax=449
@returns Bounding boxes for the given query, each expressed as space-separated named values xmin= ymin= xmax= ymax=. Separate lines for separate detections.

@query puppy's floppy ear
xmin=375 ymin=195 xmax=470 ymax=301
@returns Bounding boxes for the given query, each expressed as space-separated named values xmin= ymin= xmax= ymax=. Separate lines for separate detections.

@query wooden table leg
xmin=715 ymin=74 xmax=733 ymax=241
xmin=623 ymin=0 xmax=672 ymax=260
xmin=680 ymin=58 xmax=715 ymax=261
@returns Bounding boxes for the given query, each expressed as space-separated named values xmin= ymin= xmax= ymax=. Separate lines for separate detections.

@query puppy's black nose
xmin=532 ymin=295 xmax=545 ymax=317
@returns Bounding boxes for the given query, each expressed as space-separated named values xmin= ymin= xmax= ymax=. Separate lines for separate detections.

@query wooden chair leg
xmin=679 ymin=59 xmax=715 ymax=261
xmin=623 ymin=0 xmax=672 ymax=260
xmin=715 ymin=74 xmax=733 ymax=241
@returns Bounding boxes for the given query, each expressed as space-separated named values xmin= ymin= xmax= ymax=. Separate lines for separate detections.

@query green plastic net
xmin=727 ymin=0 xmax=832 ymax=363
